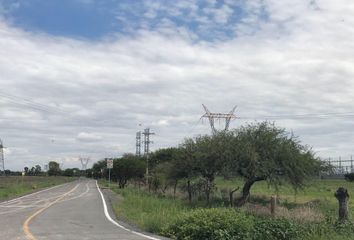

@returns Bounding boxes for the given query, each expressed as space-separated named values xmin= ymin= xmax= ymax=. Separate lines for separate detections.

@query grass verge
xmin=101 ymin=178 xmax=354 ymax=239
xmin=0 ymin=176 xmax=76 ymax=201
xmin=105 ymin=184 xmax=189 ymax=233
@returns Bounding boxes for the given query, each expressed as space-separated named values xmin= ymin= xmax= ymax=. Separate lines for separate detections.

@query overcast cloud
xmin=1 ymin=0 xmax=354 ymax=170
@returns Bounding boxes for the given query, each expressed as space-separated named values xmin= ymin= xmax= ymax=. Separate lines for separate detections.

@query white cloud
xmin=1 ymin=1 xmax=354 ymax=170
xmin=76 ymin=132 xmax=102 ymax=142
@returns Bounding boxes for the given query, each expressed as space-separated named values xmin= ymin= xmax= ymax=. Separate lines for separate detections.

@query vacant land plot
xmin=0 ymin=176 xmax=76 ymax=201
xmin=103 ymin=178 xmax=354 ymax=240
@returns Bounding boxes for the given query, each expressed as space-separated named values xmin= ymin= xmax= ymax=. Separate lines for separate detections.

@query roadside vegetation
xmin=0 ymin=176 xmax=75 ymax=201
xmin=95 ymin=121 xmax=354 ymax=240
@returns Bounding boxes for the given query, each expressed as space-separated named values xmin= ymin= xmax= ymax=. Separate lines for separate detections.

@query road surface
xmin=0 ymin=179 xmax=161 ymax=240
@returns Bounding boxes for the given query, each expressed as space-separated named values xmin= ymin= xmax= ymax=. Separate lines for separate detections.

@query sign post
xmin=107 ymin=158 xmax=113 ymax=188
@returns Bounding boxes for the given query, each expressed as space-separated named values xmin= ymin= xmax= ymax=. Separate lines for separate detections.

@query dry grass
xmin=243 ymin=202 xmax=324 ymax=223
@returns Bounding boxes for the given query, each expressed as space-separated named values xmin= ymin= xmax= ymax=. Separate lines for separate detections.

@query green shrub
xmin=162 ymin=208 xmax=254 ymax=240
xmin=344 ymin=173 xmax=354 ymax=182
xmin=252 ymin=217 xmax=304 ymax=240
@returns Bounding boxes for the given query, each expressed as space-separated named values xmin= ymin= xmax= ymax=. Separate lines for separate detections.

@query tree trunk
xmin=335 ymin=187 xmax=349 ymax=222
xmin=205 ymin=179 xmax=211 ymax=204
xmin=270 ymin=196 xmax=276 ymax=216
xmin=229 ymin=187 xmax=239 ymax=207
xmin=236 ymin=177 xmax=264 ymax=207
xmin=187 ymin=180 xmax=192 ymax=203
xmin=173 ymin=180 xmax=178 ymax=198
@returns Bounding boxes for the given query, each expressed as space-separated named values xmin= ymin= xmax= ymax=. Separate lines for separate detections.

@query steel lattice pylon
xmin=201 ymin=104 xmax=237 ymax=134
xmin=0 ymin=138 xmax=5 ymax=175
xmin=80 ymin=157 xmax=90 ymax=171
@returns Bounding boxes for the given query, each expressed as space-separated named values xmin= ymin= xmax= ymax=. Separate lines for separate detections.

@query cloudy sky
xmin=0 ymin=0 xmax=354 ymax=170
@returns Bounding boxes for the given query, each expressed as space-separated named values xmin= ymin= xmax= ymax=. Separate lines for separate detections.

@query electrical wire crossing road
xmin=0 ymin=179 xmax=161 ymax=240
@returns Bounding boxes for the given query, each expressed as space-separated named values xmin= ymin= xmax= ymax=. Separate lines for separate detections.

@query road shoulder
xmin=101 ymin=187 xmax=169 ymax=240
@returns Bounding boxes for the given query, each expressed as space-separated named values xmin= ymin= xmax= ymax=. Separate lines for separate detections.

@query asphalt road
xmin=0 ymin=179 xmax=161 ymax=240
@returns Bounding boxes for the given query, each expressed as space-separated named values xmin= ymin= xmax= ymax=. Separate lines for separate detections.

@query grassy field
xmin=102 ymin=178 xmax=354 ymax=239
xmin=0 ymin=176 xmax=76 ymax=201
xmin=216 ymin=177 xmax=354 ymax=217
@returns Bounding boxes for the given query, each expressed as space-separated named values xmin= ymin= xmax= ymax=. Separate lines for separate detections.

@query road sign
xmin=107 ymin=159 xmax=113 ymax=169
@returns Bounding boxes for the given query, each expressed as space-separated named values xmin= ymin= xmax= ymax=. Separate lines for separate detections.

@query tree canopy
xmin=229 ymin=122 xmax=321 ymax=206
xmin=112 ymin=154 xmax=145 ymax=188
xmin=87 ymin=121 xmax=323 ymax=206
xmin=48 ymin=161 xmax=61 ymax=176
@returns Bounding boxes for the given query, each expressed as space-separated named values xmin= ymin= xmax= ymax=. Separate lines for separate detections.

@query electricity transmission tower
xmin=0 ymin=138 xmax=5 ymax=175
xmin=201 ymin=104 xmax=237 ymax=134
xmin=80 ymin=157 xmax=90 ymax=171
xmin=142 ymin=128 xmax=154 ymax=185
xmin=136 ymin=131 xmax=141 ymax=156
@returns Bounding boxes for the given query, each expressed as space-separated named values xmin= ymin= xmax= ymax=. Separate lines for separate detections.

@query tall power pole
xmin=201 ymin=104 xmax=237 ymax=134
xmin=80 ymin=157 xmax=90 ymax=171
xmin=0 ymin=138 xmax=4 ymax=175
xmin=136 ymin=131 xmax=141 ymax=156
xmin=142 ymin=128 xmax=154 ymax=185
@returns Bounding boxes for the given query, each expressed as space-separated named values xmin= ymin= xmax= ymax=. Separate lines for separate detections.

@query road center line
xmin=23 ymin=183 xmax=80 ymax=240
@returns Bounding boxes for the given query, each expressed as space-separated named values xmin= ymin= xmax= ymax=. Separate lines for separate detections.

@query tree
xmin=171 ymin=132 xmax=233 ymax=203
xmin=63 ymin=168 xmax=74 ymax=177
xmin=192 ymin=132 xmax=234 ymax=203
xmin=171 ymin=139 xmax=199 ymax=203
xmin=24 ymin=167 xmax=29 ymax=175
xmin=48 ymin=161 xmax=61 ymax=176
xmin=112 ymin=154 xmax=145 ymax=188
xmin=230 ymin=122 xmax=322 ymax=206
xmin=148 ymin=147 xmax=180 ymax=194
xmin=34 ymin=165 xmax=42 ymax=176
xmin=149 ymin=147 xmax=179 ymax=169
xmin=150 ymin=161 xmax=175 ymax=194
xmin=92 ymin=160 xmax=106 ymax=179
xmin=29 ymin=167 xmax=36 ymax=176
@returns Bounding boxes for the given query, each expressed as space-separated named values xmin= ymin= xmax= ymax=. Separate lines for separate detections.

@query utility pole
xmin=142 ymin=128 xmax=154 ymax=185
xmin=136 ymin=131 xmax=141 ymax=156
xmin=0 ymin=138 xmax=5 ymax=175
xmin=201 ymin=104 xmax=237 ymax=134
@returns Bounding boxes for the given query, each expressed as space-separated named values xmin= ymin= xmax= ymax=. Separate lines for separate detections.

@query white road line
xmin=0 ymin=182 xmax=70 ymax=206
xmin=95 ymin=180 xmax=161 ymax=240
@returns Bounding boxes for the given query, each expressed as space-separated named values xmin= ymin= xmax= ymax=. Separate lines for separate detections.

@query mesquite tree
xmin=112 ymin=154 xmax=145 ymax=188
xmin=171 ymin=132 xmax=233 ymax=203
xmin=230 ymin=122 xmax=322 ymax=206
xmin=192 ymin=132 xmax=233 ymax=203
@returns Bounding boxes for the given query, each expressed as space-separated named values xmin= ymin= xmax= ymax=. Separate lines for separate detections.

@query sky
xmin=1 ymin=0 xmax=354 ymax=170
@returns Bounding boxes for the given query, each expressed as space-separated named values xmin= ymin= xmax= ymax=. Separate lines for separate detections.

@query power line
xmin=0 ymin=91 xmax=69 ymax=115
xmin=240 ymin=111 xmax=354 ymax=120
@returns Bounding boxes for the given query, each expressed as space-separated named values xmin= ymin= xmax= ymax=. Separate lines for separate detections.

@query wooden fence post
xmin=270 ymin=196 xmax=276 ymax=216
xmin=335 ymin=187 xmax=349 ymax=222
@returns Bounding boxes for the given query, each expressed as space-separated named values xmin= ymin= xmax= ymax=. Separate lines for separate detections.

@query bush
xmin=162 ymin=208 xmax=254 ymax=240
xmin=252 ymin=217 xmax=305 ymax=240
xmin=344 ymin=173 xmax=354 ymax=182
